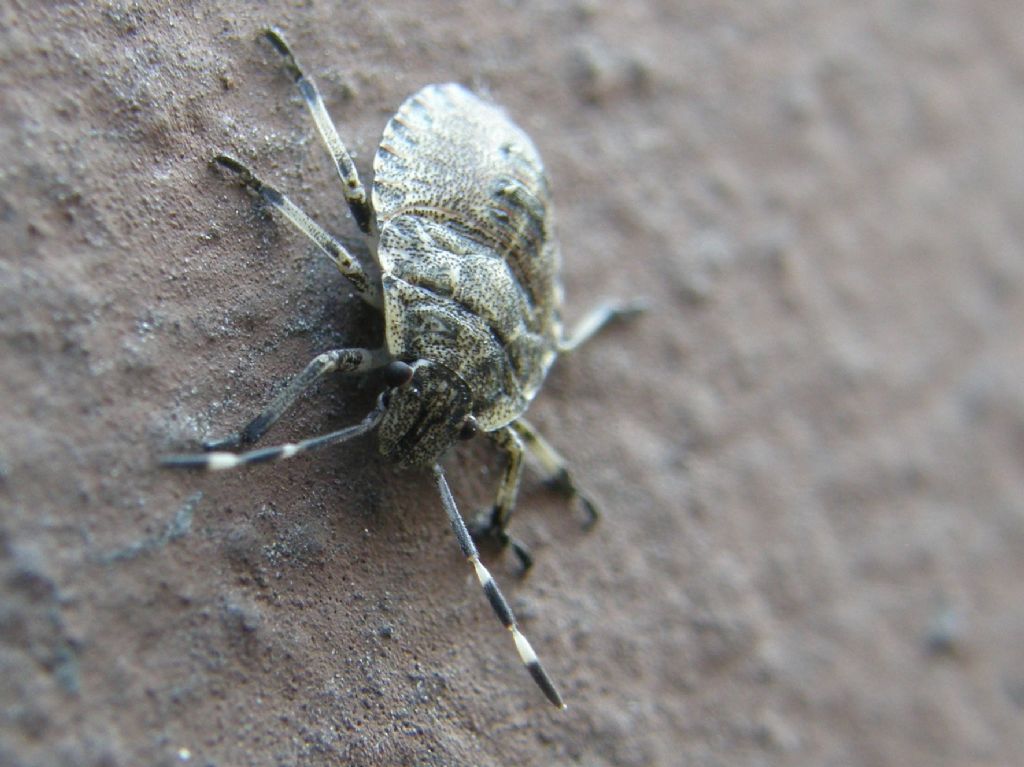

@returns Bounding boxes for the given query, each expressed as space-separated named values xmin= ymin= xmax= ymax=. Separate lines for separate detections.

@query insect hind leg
xmin=262 ymin=27 xmax=374 ymax=235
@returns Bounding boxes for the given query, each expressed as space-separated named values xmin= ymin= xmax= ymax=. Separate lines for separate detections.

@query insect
xmin=162 ymin=28 xmax=642 ymax=708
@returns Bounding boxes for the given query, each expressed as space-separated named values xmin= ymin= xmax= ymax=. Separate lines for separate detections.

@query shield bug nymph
xmin=163 ymin=27 xmax=643 ymax=708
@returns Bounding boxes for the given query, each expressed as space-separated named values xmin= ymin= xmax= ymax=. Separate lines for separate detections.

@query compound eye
xmin=458 ymin=415 xmax=479 ymax=441
xmin=382 ymin=360 xmax=414 ymax=387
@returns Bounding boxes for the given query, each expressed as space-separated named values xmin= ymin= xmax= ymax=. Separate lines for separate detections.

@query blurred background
xmin=1 ymin=2 xmax=1022 ymax=765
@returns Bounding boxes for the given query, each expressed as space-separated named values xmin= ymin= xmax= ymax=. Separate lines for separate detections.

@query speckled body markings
xmin=375 ymin=83 xmax=561 ymax=444
xmin=163 ymin=28 xmax=641 ymax=709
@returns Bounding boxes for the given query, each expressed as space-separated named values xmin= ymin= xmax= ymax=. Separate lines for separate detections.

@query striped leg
xmin=433 ymin=465 xmax=565 ymax=709
xmin=557 ymin=299 xmax=649 ymax=353
xmin=203 ymin=347 xmax=386 ymax=451
xmin=511 ymin=419 xmax=599 ymax=528
xmin=161 ymin=399 xmax=385 ymax=471
xmin=214 ymin=155 xmax=382 ymax=308
xmin=469 ymin=426 xmax=534 ymax=572
xmin=263 ymin=28 xmax=373 ymax=235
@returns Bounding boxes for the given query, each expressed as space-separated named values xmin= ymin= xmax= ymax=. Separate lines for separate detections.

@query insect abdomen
xmin=373 ymin=84 xmax=562 ymax=344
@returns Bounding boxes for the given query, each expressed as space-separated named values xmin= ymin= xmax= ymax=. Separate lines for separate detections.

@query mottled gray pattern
xmin=159 ymin=49 xmax=615 ymax=709
xmin=374 ymin=85 xmax=561 ymax=432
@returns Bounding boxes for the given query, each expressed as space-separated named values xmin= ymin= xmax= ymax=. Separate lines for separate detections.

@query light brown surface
xmin=2 ymin=2 xmax=1023 ymax=765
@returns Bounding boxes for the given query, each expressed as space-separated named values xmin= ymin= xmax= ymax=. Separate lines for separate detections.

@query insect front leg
xmin=162 ymin=399 xmax=386 ymax=472
xmin=262 ymin=28 xmax=374 ymax=235
xmin=469 ymin=425 xmax=534 ymax=573
xmin=511 ymin=419 xmax=599 ymax=528
xmin=213 ymin=155 xmax=382 ymax=308
xmin=203 ymin=347 xmax=387 ymax=451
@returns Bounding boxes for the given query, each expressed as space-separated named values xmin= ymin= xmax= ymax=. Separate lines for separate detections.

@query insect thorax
xmin=378 ymin=214 xmax=557 ymax=432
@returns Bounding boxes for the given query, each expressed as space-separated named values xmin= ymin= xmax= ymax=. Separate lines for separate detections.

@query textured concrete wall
xmin=2 ymin=2 xmax=1022 ymax=765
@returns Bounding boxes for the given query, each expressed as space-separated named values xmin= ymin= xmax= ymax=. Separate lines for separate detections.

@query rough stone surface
xmin=2 ymin=2 xmax=1023 ymax=765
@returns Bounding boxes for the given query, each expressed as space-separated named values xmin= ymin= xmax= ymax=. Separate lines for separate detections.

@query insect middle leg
xmin=558 ymin=299 xmax=648 ymax=353
xmin=203 ymin=347 xmax=387 ymax=451
xmin=213 ymin=155 xmax=382 ymax=308
xmin=262 ymin=28 xmax=374 ymax=235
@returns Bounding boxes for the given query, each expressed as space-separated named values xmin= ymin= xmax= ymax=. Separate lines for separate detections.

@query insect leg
xmin=202 ymin=347 xmax=388 ymax=451
xmin=557 ymin=299 xmax=648 ymax=353
xmin=161 ymin=398 xmax=385 ymax=472
xmin=214 ymin=154 xmax=382 ymax=308
xmin=433 ymin=464 xmax=565 ymax=709
xmin=262 ymin=28 xmax=374 ymax=235
xmin=469 ymin=426 xmax=534 ymax=572
xmin=511 ymin=419 xmax=599 ymax=528
xmin=489 ymin=426 xmax=525 ymax=532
